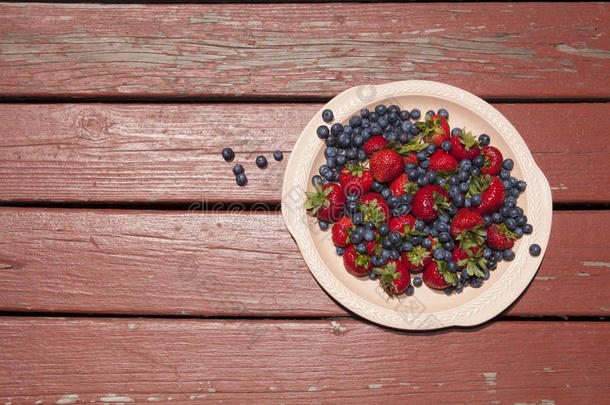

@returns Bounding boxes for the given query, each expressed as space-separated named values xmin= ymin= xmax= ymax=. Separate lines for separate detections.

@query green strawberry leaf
xmin=467 ymin=174 xmax=491 ymax=197
xmin=304 ymin=183 xmax=332 ymax=214
xmin=396 ymin=139 xmax=429 ymax=155
xmin=359 ymin=199 xmax=386 ymax=228
xmin=432 ymin=192 xmax=452 ymax=216
xmin=456 ymin=223 xmax=487 ymax=250
xmin=497 ymin=222 xmax=518 ymax=240
xmin=436 ymin=260 xmax=457 ymax=286
xmin=407 ymin=245 xmax=430 ymax=267
xmin=458 ymin=128 xmax=479 ymax=151
xmin=355 ymin=254 xmax=369 ymax=267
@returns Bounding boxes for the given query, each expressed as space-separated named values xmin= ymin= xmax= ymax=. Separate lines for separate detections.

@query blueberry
xmin=363 ymin=229 xmax=376 ymax=242
xmin=371 ymin=181 xmax=383 ymax=193
xmin=499 ymin=169 xmax=510 ymax=180
xmin=510 ymin=188 xmax=520 ymax=198
xmin=410 ymin=109 xmax=421 ymax=120
xmin=426 ymin=110 xmax=436 ymax=117
xmin=353 ymin=134 xmax=365 ymax=147
xmin=438 ymin=214 xmax=450 ymax=223
xmin=378 ymin=223 xmax=389 ymax=236
xmin=505 ymin=197 xmax=517 ymax=208
xmin=388 ymin=112 xmax=399 ymax=124
xmin=400 ymin=121 xmax=413 ymax=133
xmin=458 ymin=182 xmax=469 ymax=193
xmin=425 ymin=171 xmax=436 ymax=183
xmin=352 ymin=212 xmax=363 ymax=225
xmin=493 ymin=250 xmax=503 ymax=261
xmin=401 ymin=194 xmax=413 ymax=204
xmin=322 ymin=109 xmax=334 ymax=123
xmin=360 ymin=108 xmax=370 ymax=118
xmin=407 ymin=169 xmax=419 ymax=181
xmin=350 ymin=232 xmax=363 ymax=244
xmin=336 ymin=154 xmax=347 ymax=166
xmin=318 ymin=220 xmax=329 ymax=231
xmin=410 ymin=125 xmax=420 ymax=135
xmin=375 ymin=104 xmax=387 ymax=116
xmin=325 ymin=147 xmax=337 ymax=159
xmin=349 ymin=115 xmax=362 ymax=128
xmin=381 ymin=188 xmax=392 ymax=200
xmin=365 ymin=221 xmax=376 ymax=230
xmin=325 ymin=136 xmax=336 ymax=147
xmin=529 ymin=243 xmax=541 ymax=256
xmin=405 ymin=285 xmax=415 ymax=296
xmin=473 ymin=155 xmax=485 ymax=168
xmin=370 ymin=125 xmax=382 ymax=136
xmin=505 ymin=218 xmax=517 ymax=230
xmin=487 ymin=260 xmax=497 ymax=270
xmin=342 ymin=125 xmax=353 ymax=135
xmin=369 ymin=112 xmax=378 ymax=122
xmin=514 ymin=227 xmax=524 ymax=238
xmin=461 ymin=269 xmax=469 ymax=280
xmin=236 ymin=173 xmax=247 ymax=186
xmin=345 ymin=201 xmax=358 ymax=213
xmin=317 ymin=125 xmax=330 ymax=139
xmin=346 ymin=194 xmax=359 ymax=203
xmin=457 ymin=170 xmax=469 ymax=182
xmin=387 ymin=195 xmax=400 ymax=208
xmin=436 ymin=222 xmax=449 ymax=233
xmin=232 ymin=164 xmax=244 ymax=175
xmin=437 ymin=108 xmax=449 ymax=119
xmin=438 ymin=232 xmax=451 ymax=243
xmin=437 ymin=177 xmax=447 ymax=187
xmin=417 ymin=177 xmax=429 ymax=187
xmin=478 ymin=133 xmax=490 ymax=146
xmin=381 ymin=237 xmax=394 ymax=249
xmin=516 ymin=215 xmax=527 ymax=227
xmin=523 ymin=224 xmax=533 ymax=234
xmin=516 ymin=180 xmax=527 ymax=191
xmin=356 ymin=243 xmax=367 ymax=254
xmin=471 ymin=278 xmax=483 ymax=288
xmin=337 ymin=133 xmax=351 ymax=148
xmin=451 ymin=127 xmax=462 ymax=137
xmin=492 ymin=212 xmax=503 ymax=223
xmin=464 ymin=197 xmax=472 ymax=208
xmin=447 ymin=261 xmax=458 ymax=272
xmin=368 ymin=272 xmax=377 ymax=280
xmin=453 ymin=194 xmax=465 ymax=207
xmin=312 ymin=175 xmax=323 ymax=186
xmin=471 ymin=167 xmax=481 ymax=176
xmin=222 ymin=147 xmax=235 ymax=161
xmin=422 ymin=238 xmax=433 ymax=249
xmin=326 ymin=157 xmax=337 ymax=169
xmin=426 ymin=144 xmax=438 ymax=155
xmin=441 ymin=140 xmax=452 ymax=152
xmin=503 ymin=159 xmax=514 ymax=170
xmin=380 ymin=249 xmax=391 ymax=261
xmin=400 ymin=110 xmax=411 ymax=121
xmin=420 ymin=160 xmax=431 ymax=170
xmin=414 ymin=220 xmax=425 ymax=231
xmin=390 ymin=250 xmax=401 ymax=260
xmin=401 ymin=242 xmax=413 ymax=252
xmin=358 ymin=150 xmax=367 ymax=161
xmin=389 ymin=231 xmax=401 ymax=245
xmin=413 ymin=277 xmax=422 ymax=287
xmin=500 ymin=206 xmax=511 ymax=218
xmin=503 ymin=250 xmax=515 ymax=261
xmin=471 ymin=194 xmax=482 ymax=206
xmin=411 ymin=236 xmax=422 ymax=246
xmin=336 ymin=247 xmax=345 ymax=256
xmin=346 ymin=149 xmax=358 ymax=160
xmin=378 ymin=117 xmax=389 ymax=129
xmin=331 ymin=123 xmax=343 ymax=136
xmin=433 ymin=248 xmax=445 ymax=260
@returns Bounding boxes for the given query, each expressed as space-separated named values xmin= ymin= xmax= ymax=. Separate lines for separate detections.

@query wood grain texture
xmin=0 ymin=103 xmax=608 ymax=203
xmin=0 ymin=208 xmax=607 ymax=317
xmin=0 ymin=318 xmax=608 ymax=403
xmin=0 ymin=3 xmax=608 ymax=99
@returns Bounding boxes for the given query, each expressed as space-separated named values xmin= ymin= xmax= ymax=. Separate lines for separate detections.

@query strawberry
xmin=416 ymin=114 xmax=450 ymax=146
xmin=471 ymin=175 xmax=505 ymax=215
xmin=332 ymin=216 xmax=353 ymax=247
xmin=449 ymin=129 xmax=481 ymax=161
xmin=429 ymin=150 xmax=458 ymax=172
xmin=359 ymin=192 xmax=390 ymax=226
xmin=486 ymin=223 xmax=518 ymax=250
xmin=364 ymin=135 xmax=388 ymax=156
xmin=374 ymin=260 xmax=410 ymax=295
xmin=423 ymin=260 xmax=457 ymax=289
xmin=343 ymin=245 xmax=373 ymax=276
xmin=339 ymin=162 xmax=374 ymax=197
xmin=411 ymin=185 xmax=452 ymax=222
xmin=369 ymin=149 xmax=404 ymax=183
xmin=304 ymin=182 xmax=345 ymax=223
xmin=481 ymin=145 xmax=503 ymax=175
xmin=389 ymin=214 xmax=416 ymax=236
xmin=403 ymin=152 xmax=419 ymax=166
xmin=452 ymin=245 xmax=487 ymax=278
xmin=450 ymin=208 xmax=486 ymax=250
xmin=401 ymin=245 xmax=432 ymax=273
xmin=389 ymin=173 xmax=419 ymax=197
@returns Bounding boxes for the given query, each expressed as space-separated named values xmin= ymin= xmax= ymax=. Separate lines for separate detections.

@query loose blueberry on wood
xmin=322 ymin=109 xmax=334 ymax=123
xmin=221 ymin=147 xmax=234 ymax=161
xmin=236 ymin=173 xmax=247 ymax=186
xmin=232 ymin=164 xmax=244 ymax=175
xmin=529 ymin=244 xmax=541 ymax=256
xmin=255 ymin=155 xmax=267 ymax=169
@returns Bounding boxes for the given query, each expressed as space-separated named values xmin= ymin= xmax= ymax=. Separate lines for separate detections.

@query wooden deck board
xmin=0 ymin=208 xmax=607 ymax=317
xmin=0 ymin=3 xmax=608 ymax=99
xmin=0 ymin=318 xmax=608 ymax=403
xmin=0 ymin=103 xmax=608 ymax=204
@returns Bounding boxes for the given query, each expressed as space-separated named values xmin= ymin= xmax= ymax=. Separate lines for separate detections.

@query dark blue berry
xmin=360 ymin=108 xmax=370 ymax=118
xmin=441 ymin=140 xmax=452 ymax=152
xmin=503 ymin=159 xmax=514 ymax=170
xmin=401 ymin=242 xmax=413 ymax=252
xmin=232 ymin=164 xmax=244 ymax=175
xmin=356 ymin=243 xmax=367 ymax=254
xmin=426 ymin=110 xmax=435 ymax=117
xmin=378 ymin=223 xmax=389 ymax=236
xmin=389 ymin=231 xmax=401 ymax=245
xmin=336 ymin=154 xmax=347 ymax=166
xmin=368 ymin=272 xmax=377 ymax=280
xmin=406 ymin=285 xmax=415 ymax=296
xmin=236 ymin=173 xmax=247 ymax=186
xmin=529 ymin=244 xmax=541 ymax=256
xmin=413 ymin=277 xmax=422 ymax=287
xmin=487 ymin=260 xmax=497 ymax=270
xmin=349 ymin=115 xmax=362 ymax=128
xmin=523 ymin=224 xmax=533 ymax=234
xmin=363 ymin=229 xmax=376 ymax=242
xmin=437 ymin=108 xmax=449 ymax=119
xmin=222 ymin=147 xmax=234 ymax=161
xmin=317 ymin=125 xmax=330 ymax=139
xmin=471 ymin=193 xmax=482 ymax=206
xmin=345 ymin=148 xmax=358 ymax=160
xmin=478 ymin=134 xmax=490 ymax=146
xmin=451 ymin=128 xmax=462 ymax=137
xmin=410 ymin=109 xmax=421 ymax=120
xmin=400 ymin=110 xmax=410 ymax=121
xmin=433 ymin=248 xmax=445 ymax=260
xmin=322 ymin=109 xmax=334 ymax=123
xmin=273 ymin=150 xmax=283 ymax=161
xmin=375 ymin=104 xmax=387 ymax=116
xmin=493 ymin=250 xmax=504 ymax=261
xmin=336 ymin=247 xmax=345 ymax=256
xmin=447 ymin=261 xmax=458 ymax=272
xmin=312 ymin=175 xmax=323 ymax=186
xmin=325 ymin=136 xmax=336 ymax=147
xmin=381 ymin=188 xmax=392 ymax=200
xmin=503 ymin=250 xmax=515 ymax=261
xmin=473 ymin=155 xmax=485 ymax=168
xmin=422 ymin=238 xmax=433 ymax=249
xmin=331 ymin=123 xmax=343 ymax=136
xmin=516 ymin=180 xmax=527 ymax=191
xmin=318 ymin=220 xmax=329 ymax=231
xmin=505 ymin=218 xmax=517 ymax=230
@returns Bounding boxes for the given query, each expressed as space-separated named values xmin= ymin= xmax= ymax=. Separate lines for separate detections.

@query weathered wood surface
xmin=0 ymin=3 xmax=608 ymax=99
xmin=0 ymin=103 xmax=607 ymax=203
xmin=0 ymin=208 xmax=607 ymax=317
xmin=0 ymin=318 xmax=608 ymax=403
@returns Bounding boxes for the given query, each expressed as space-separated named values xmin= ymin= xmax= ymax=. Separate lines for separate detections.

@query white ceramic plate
xmin=281 ymin=80 xmax=552 ymax=330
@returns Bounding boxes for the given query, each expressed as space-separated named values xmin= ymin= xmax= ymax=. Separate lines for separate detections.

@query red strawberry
xmin=481 ymin=145 xmax=503 ymax=175
xmin=411 ymin=185 xmax=451 ymax=222
xmin=359 ymin=192 xmax=390 ymax=225
xmin=452 ymin=245 xmax=487 ymax=278
xmin=473 ymin=175 xmax=505 ymax=215
xmin=332 ymin=216 xmax=353 ymax=247
xmin=364 ymin=136 xmax=388 ymax=156
xmin=343 ymin=245 xmax=373 ymax=276
xmin=416 ymin=114 xmax=450 ymax=146
xmin=403 ymin=152 xmax=419 ymax=166
xmin=449 ymin=129 xmax=481 ymax=161
xmin=429 ymin=150 xmax=458 ymax=172
xmin=389 ymin=173 xmax=419 ymax=197
xmin=486 ymin=223 xmax=517 ymax=250
xmin=450 ymin=208 xmax=484 ymax=239
xmin=374 ymin=260 xmax=410 ymax=295
xmin=389 ymin=214 xmax=416 ymax=236
xmin=339 ymin=162 xmax=374 ymax=197
xmin=369 ymin=149 xmax=404 ymax=183
xmin=304 ymin=182 xmax=345 ymax=222
xmin=423 ymin=260 xmax=457 ymax=289
xmin=401 ymin=245 xmax=432 ymax=273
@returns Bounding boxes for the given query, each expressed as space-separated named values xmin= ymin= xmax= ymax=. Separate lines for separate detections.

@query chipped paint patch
xmin=331 ymin=320 xmax=347 ymax=334
xmin=36 ymin=401 xmax=43 ymax=405
xmin=399 ymin=382 xmax=410 ymax=386
xmin=147 ymin=397 xmax=161 ymax=402
xmin=379 ymin=377 xmax=395 ymax=381
xmin=535 ymin=276 xmax=556 ymax=281
xmin=582 ymin=261 xmax=610 ymax=268
xmin=484 ymin=372 xmax=497 ymax=393
xmin=544 ymin=367 xmax=555 ymax=372
xmin=100 ymin=395 xmax=134 ymax=403
xmin=207 ymin=388 xmax=216 ymax=393
xmin=308 ymin=387 xmax=321 ymax=392
xmin=127 ymin=323 xmax=137 ymax=330
xmin=368 ymin=384 xmax=382 ymax=389
xmin=189 ymin=395 xmax=207 ymax=400
xmin=550 ymin=183 xmax=568 ymax=190
xmin=57 ymin=394 xmax=79 ymax=404
xmin=577 ymin=272 xmax=590 ymax=277
xmin=556 ymin=44 xmax=610 ymax=59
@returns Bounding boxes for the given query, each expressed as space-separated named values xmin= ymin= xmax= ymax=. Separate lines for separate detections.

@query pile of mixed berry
xmin=305 ymin=105 xmax=541 ymax=297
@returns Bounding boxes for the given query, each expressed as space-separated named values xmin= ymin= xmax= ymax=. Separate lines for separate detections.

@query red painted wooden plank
xmin=0 ymin=103 xmax=607 ymax=203
xmin=0 ymin=208 xmax=607 ymax=317
xmin=0 ymin=3 xmax=608 ymax=99
xmin=0 ymin=318 xmax=608 ymax=403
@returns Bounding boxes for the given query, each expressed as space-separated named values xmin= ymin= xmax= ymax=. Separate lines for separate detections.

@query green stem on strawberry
xmin=457 ymin=249 xmax=488 ymax=278
xmin=456 ymin=223 xmax=487 ymax=250
xmin=304 ymin=182 xmax=332 ymax=214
